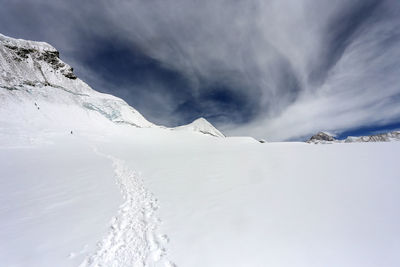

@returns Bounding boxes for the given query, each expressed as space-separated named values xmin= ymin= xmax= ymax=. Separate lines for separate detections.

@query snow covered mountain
xmin=0 ymin=33 xmax=155 ymax=131
xmin=306 ymin=132 xmax=336 ymax=144
xmin=173 ymin=117 xmax=225 ymax=137
xmin=0 ymin=33 xmax=223 ymax=137
xmin=307 ymin=130 xmax=400 ymax=144
xmin=344 ymin=131 xmax=400 ymax=143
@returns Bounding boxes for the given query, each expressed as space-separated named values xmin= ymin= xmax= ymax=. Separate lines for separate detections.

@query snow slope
xmin=2 ymin=126 xmax=400 ymax=267
xmin=0 ymin=33 xmax=155 ymax=132
xmin=1 ymin=33 xmax=400 ymax=267
xmin=98 ymin=128 xmax=400 ymax=267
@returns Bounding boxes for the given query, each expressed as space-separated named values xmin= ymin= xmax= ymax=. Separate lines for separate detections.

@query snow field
xmin=0 ymin=137 xmax=121 ymax=267
xmin=97 ymin=128 xmax=400 ymax=267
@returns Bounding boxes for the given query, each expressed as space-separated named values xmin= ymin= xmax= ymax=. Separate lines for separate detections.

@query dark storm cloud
xmin=0 ymin=0 xmax=264 ymax=126
xmin=1 ymin=0 xmax=400 ymax=140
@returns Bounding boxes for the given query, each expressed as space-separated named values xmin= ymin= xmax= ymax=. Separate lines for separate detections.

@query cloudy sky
xmin=1 ymin=0 xmax=400 ymax=140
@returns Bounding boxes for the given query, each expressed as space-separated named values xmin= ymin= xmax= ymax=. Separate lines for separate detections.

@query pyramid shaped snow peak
xmin=174 ymin=117 xmax=225 ymax=137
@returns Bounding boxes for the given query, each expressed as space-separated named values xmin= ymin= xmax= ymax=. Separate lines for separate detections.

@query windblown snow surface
xmin=1 ymin=33 xmax=400 ymax=267
xmin=1 ymin=124 xmax=400 ymax=267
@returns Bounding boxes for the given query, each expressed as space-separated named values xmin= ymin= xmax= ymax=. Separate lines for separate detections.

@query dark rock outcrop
xmin=62 ymin=68 xmax=77 ymax=79
xmin=5 ymin=45 xmax=35 ymax=59
xmin=5 ymin=43 xmax=77 ymax=80
xmin=307 ymin=132 xmax=336 ymax=143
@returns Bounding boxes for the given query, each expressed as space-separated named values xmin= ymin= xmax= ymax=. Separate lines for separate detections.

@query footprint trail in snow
xmin=80 ymin=154 xmax=175 ymax=267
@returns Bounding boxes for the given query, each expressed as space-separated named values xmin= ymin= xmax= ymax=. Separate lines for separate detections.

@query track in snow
xmin=80 ymin=153 xmax=175 ymax=267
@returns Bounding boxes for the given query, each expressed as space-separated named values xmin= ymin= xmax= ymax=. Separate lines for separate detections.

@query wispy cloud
xmin=1 ymin=0 xmax=399 ymax=140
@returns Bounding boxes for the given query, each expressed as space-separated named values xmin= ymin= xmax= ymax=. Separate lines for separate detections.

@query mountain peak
xmin=174 ymin=117 xmax=225 ymax=137
xmin=0 ymin=32 xmax=154 ymax=130
xmin=307 ymin=130 xmax=400 ymax=144
xmin=345 ymin=131 xmax=400 ymax=143
xmin=307 ymin=132 xmax=336 ymax=143
xmin=0 ymin=33 xmax=57 ymax=53
xmin=192 ymin=117 xmax=208 ymax=123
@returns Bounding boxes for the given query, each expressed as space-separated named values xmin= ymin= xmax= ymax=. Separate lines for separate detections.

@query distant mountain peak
xmin=173 ymin=117 xmax=225 ymax=137
xmin=344 ymin=131 xmax=400 ymax=143
xmin=307 ymin=130 xmax=400 ymax=144
xmin=307 ymin=132 xmax=336 ymax=143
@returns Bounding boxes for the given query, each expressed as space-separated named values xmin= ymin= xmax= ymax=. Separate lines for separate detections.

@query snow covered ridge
xmin=0 ymin=33 xmax=155 ymax=129
xmin=173 ymin=117 xmax=225 ymax=137
xmin=0 ymin=33 xmax=57 ymax=53
xmin=344 ymin=131 xmax=400 ymax=143
xmin=0 ymin=33 xmax=224 ymax=136
xmin=307 ymin=131 xmax=400 ymax=144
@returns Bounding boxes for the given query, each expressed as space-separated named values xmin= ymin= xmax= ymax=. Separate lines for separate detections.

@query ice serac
xmin=0 ymin=33 xmax=154 ymax=131
xmin=173 ymin=117 xmax=225 ymax=137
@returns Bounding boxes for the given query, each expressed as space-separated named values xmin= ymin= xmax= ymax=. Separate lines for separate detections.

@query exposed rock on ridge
xmin=307 ymin=132 xmax=336 ymax=143
xmin=345 ymin=131 xmax=400 ymax=143
xmin=2 ymin=38 xmax=76 ymax=80
xmin=307 ymin=130 xmax=400 ymax=144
